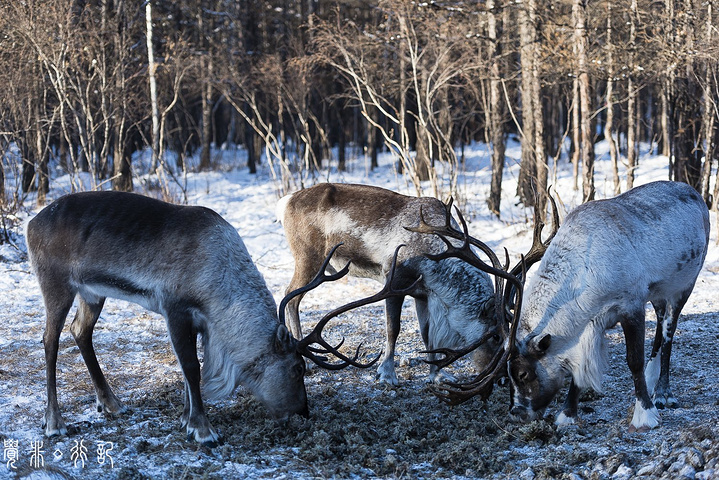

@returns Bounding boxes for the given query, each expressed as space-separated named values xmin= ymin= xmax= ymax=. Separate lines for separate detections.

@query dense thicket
xmin=1 ymin=0 xmax=718 ymax=218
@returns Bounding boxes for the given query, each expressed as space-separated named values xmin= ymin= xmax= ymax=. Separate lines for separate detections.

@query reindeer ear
xmin=274 ymin=324 xmax=295 ymax=354
xmin=528 ymin=334 xmax=552 ymax=356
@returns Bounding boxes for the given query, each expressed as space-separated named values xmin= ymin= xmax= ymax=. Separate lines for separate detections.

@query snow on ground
xmin=1 ymin=140 xmax=718 ymax=479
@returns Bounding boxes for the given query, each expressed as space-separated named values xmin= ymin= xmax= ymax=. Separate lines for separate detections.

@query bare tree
xmin=604 ymin=2 xmax=620 ymax=195
xmin=573 ymin=0 xmax=594 ymax=202
xmin=486 ymin=0 xmax=507 ymax=217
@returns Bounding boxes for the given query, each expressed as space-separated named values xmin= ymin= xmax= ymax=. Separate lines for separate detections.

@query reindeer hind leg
xmin=653 ymin=290 xmax=690 ymax=409
xmin=70 ymin=296 xmax=125 ymax=415
xmin=39 ymin=278 xmax=75 ymax=437
xmin=645 ymin=300 xmax=666 ymax=395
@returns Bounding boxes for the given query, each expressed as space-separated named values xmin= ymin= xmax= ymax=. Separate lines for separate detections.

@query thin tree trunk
xmin=701 ymin=1 xmax=715 ymax=206
xmin=199 ymin=56 xmax=213 ymax=171
xmin=572 ymin=77 xmax=580 ymax=191
xmin=517 ymin=0 xmax=537 ymax=206
xmin=113 ymin=0 xmax=133 ymax=191
xmin=574 ymin=0 xmax=594 ymax=202
xmin=146 ymin=2 xmax=160 ymax=173
xmin=487 ymin=0 xmax=506 ymax=217
xmin=605 ymin=3 xmax=620 ymax=195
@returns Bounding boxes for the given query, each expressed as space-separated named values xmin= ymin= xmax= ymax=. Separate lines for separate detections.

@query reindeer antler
xmin=407 ymin=194 xmax=559 ymax=405
xmin=286 ymin=243 xmax=422 ymax=370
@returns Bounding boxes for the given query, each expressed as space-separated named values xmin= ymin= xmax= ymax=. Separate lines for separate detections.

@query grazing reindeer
xmin=26 ymin=191 xmax=382 ymax=446
xmin=277 ymin=183 xmax=498 ymax=385
xmin=507 ymin=181 xmax=709 ymax=432
xmin=419 ymin=181 xmax=710 ymax=433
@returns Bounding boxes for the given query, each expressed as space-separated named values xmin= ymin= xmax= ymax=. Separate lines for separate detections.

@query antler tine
xmin=421 ymin=326 xmax=500 ymax=370
xmin=509 ymin=191 xmax=559 ymax=279
xmin=430 ymin=267 xmax=525 ymax=405
xmin=297 ymin=244 xmax=421 ymax=369
xmin=278 ymin=242 xmax=350 ymax=327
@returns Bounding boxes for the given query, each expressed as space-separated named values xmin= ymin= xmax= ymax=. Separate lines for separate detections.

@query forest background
xmin=1 ymin=0 xmax=719 ymax=220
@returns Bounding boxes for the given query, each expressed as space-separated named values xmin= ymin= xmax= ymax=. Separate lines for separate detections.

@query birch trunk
xmin=146 ymin=2 xmax=160 ymax=173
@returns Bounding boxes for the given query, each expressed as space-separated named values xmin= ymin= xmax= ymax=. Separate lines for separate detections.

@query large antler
xmin=406 ymin=194 xmax=559 ymax=405
xmin=281 ymin=243 xmax=422 ymax=370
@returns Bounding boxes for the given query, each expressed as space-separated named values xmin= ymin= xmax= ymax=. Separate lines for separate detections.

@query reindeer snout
xmin=298 ymin=404 xmax=310 ymax=419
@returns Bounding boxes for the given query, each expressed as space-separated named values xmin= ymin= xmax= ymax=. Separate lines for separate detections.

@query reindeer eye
xmin=518 ymin=370 xmax=529 ymax=381
xmin=492 ymin=334 xmax=501 ymax=343
xmin=293 ymin=364 xmax=305 ymax=379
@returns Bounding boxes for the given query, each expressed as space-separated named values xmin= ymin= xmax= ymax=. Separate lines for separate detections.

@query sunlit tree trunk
xmin=487 ymin=0 xmax=506 ymax=217
xmin=146 ymin=2 xmax=159 ymax=173
xmin=574 ymin=0 xmax=594 ymax=202
xmin=517 ymin=0 xmax=537 ymax=206
xmin=605 ymin=3 xmax=620 ymax=195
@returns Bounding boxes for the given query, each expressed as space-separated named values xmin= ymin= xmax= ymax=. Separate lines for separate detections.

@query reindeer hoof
xmin=428 ymin=370 xmax=457 ymax=384
xmin=43 ymin=417 xmax=68 ymax=437
xmin=628 ymin=424 xmax=651 ymax=434
xmin=653 ymin=394 xmax=678 ymax=410
xmin=376 ymin=369 xmax=399 ymax=386
xmin=629 ymin=400 xmax=660 ymax=433
xmin=555 ymin=412 xmax=576 ymax=427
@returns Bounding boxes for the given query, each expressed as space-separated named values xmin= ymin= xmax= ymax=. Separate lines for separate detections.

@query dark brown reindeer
xmin=277 ymin=183 xmax=499 ymax=385
xmin=417 ymin=181 xmax=710 ymax=433
xmin=26 ymin=191 xmax=410 ymax=446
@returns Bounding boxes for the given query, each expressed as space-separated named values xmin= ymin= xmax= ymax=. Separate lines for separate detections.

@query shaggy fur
xmin=27 ymin=191 xmax=308 ymax=446
xmin=509 ymin=181 xmax=710 ymax=432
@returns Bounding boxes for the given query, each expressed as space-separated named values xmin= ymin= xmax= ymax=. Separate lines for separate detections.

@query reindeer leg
xmin=166 ymin=308 xmax=220 ymax=447
xmin=40 ymin=280 xmax=75 ymax=437
xmin=654 ymin=290 xmax=690 ymax=409
xmin=70 ymin=296 xmax=125 ymax=415
xmin=376 ymin=296 xmax=403 ymax=386
xmin=620 ymin=310 xmax=659 ymax=433
xmin=556 ymin=380 xmax=581 ymax=426
xmin=645 ymin=300 xmax=666 ymax=395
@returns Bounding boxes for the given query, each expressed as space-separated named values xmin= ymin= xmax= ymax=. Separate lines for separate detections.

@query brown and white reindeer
xmin=26 ymin=191 xmax=395 ymax=447
xmin=276 ymin=183 xmax=501 ymax=385
xmin=419 ymin=181 xmax=710 ymax=433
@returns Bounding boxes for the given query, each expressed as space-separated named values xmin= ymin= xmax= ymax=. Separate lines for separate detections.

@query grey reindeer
xmin=416 ymin=181 xmax=710 ymax=433
xmin=27 ymin=191 xmax=387 ymax=446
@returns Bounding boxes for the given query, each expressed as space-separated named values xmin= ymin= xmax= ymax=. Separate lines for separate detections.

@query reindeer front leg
xmin=556 ymin=380 xmax=581 ymax=426
xmin=376 ymin=296 xmax=403 ymax=386
xmin=620 ymin=312 xmax=660 ymax=433
xmin=166 ymin=310 xmax=221 ymax=447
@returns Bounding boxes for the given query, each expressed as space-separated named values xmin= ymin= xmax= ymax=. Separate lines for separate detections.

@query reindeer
xmin=26 ymin=191 xmax=398 ymax=446
xmin=277 ymin=183 xmax=500 ymax=385
xmin=417 ymin=181 xmax=710 ymax=433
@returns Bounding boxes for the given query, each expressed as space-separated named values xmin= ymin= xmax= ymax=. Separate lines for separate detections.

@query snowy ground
xmin=1 ymin=141 xmax=718 ymax=479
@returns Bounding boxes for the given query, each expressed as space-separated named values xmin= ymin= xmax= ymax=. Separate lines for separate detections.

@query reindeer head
xmin=247 ymin=324 xmax=309 ymax=422
xmin=267 ymin=243 xmax=419 ymax=418
xmin=507 ymin=333 xmax=564 ymax=422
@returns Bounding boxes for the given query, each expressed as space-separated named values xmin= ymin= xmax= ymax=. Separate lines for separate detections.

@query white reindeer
xmin=506 ymin=181 xmax=710 ymax=432
xmin=26 ymin=191 xmax=379 ymax=446
xmin=277 ymin=183 xmax=498 ymax=385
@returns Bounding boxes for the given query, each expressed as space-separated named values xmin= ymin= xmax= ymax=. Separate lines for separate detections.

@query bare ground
xmin=2 ymin=284 xmax=718 ymax=480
